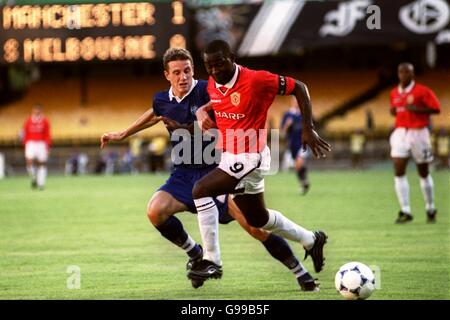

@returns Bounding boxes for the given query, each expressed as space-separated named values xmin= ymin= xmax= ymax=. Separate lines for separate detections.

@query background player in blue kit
xmin=100 ymin=48 xmax=319 ymax=291
xmin=281 ymin=97 xmax=311 ymax=194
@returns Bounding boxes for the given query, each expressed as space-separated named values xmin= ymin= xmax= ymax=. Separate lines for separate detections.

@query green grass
xmin=0 ymin=169 xmax=449 ymax=300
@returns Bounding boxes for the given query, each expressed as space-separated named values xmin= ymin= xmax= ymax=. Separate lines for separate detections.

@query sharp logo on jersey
xmin=215 ymin=111 xmax=245 ymax=120
xmin=211 ymin=99 xmax=222 ymax=103
xmin=230 ymin=92 xmax=241 ymax=106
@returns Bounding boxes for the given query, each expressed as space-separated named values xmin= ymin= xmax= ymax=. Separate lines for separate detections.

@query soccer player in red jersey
xmin=101 ymin=48 xmax=320 ymax=291
xmin=188 ymin=40 xmax=331 ymax=283
xmin=390 ymin=63 xmax=440 ymax=224
xmin=22 ymin=104 xmax=51 ymax=190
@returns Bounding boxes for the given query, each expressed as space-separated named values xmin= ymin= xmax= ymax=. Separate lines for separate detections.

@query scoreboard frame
xmin=0 ymin=1 xmax=188 ymax=63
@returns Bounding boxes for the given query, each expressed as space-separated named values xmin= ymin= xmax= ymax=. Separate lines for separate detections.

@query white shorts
xmin=390 ymin=127 xmax=433 ymax=163
xmin=218 ymin=146 xmax=271 ymax=195
xmin=25 ymin=141 xmax=49 ymax=162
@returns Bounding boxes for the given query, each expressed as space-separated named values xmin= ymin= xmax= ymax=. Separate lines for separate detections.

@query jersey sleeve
xmin=44 ymin=119 xmax=51 ymax=147
xmin=22 ymin=119 xmax=29 ymax=145
xmin=197 ymin=80 xmax=211 ymax=106
xmin=423 ymin=87 xmax=440 ymax=111
xmin=152 ymin=96 xmax=160 ymax=116
xmin=253 ymin=70 xmax=296 ymax=96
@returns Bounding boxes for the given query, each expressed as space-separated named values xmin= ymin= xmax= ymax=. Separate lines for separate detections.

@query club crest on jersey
xmin=230 ymin=92 xmax=240 ymax=107
xmin=190 ymin=105 xmax=199 ymax=115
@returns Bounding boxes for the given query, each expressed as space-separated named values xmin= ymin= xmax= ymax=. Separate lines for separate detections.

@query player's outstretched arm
xmin=100 ymin=109 xmax=162 ymax=148
xmin=406 ymin=104 xmax=440 ymax=114
xmin=292 ymin=80 xmax=331 ymax=158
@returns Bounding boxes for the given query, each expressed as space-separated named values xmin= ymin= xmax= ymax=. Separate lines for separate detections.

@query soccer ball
xmin=335 ymin=262 xmax=375 ymax=300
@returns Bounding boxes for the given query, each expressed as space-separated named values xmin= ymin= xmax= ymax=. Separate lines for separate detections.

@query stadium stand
xmin=268 ymin=70 xmax=379 ymax=130
xmin=325 ymin=70 xmax=450 ymax=136
xmin=0 ymin=75 xmax=168 ymax=144
xmin=1 ymin=69 xmax=447 ymax=145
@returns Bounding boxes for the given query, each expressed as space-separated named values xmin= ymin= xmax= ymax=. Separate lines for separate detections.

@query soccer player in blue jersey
xmin=281 ymin=97 xmax=311 ymax=194
xmin=100 ymin=48 xmax=319 ymax=291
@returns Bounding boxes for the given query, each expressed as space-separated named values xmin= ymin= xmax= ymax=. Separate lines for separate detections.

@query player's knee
xmin=417 ymin=165 xmax=429 ymax=178
xmin=245 ymin=215 xmax=267 ymax=229
xmin=146 ymin=201 xmax=168 ymax=226
xmin=192 ymin=180 xmax=207 ymax=199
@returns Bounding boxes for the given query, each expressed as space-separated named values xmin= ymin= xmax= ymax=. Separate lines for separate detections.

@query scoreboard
xmin=0 ymin=1 xmax=188 ymax=63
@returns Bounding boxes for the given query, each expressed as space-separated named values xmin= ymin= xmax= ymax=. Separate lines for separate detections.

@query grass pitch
xmin=0 ymin=169 xmax=448 ymax=300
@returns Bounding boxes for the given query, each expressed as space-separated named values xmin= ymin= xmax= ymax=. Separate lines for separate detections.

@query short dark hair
xmin=398 ymin=62 xmax=414 ymax=72
xmin=163 ymin=48 xmax=193 ymax=71
xmin=204 ymin=40 xmax=233 ymax=57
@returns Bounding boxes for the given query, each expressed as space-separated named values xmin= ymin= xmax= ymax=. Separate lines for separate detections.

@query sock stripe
xmin=291 ymin=264 xmax=302 ymax=273
xmin=196 ymin=201 xmax=214 ymax=209
xmin=197 ymin=203 xmax=216 ymax=213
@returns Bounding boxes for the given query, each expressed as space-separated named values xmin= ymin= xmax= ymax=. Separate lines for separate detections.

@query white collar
xmin=169 ymin=79 xmax=198 ymax=103
xmin=215 ymin=64 xmax=239 ymax=90
xmin=398 ymin=80 xmax=415 ymax=94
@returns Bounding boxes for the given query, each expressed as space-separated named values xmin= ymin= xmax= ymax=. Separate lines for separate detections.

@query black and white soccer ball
xmin=335 ymin=262 xmax=375 ymax=300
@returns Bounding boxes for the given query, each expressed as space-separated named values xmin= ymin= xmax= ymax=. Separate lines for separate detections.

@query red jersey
xmin=390 ymin=82 xmax=440 ymax=129
xmin=23 ymin=115 xmax=51 ymax=147
xmin=208 ymin=65 xmax=295 ymax=153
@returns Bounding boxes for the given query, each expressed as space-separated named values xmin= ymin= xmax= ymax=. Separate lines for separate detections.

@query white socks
xmin=394 ymin=176 xmax=411 ymax=214
xmin=263 ymin=209 xmax=315 ymax=250
xmin=395 ymin=174 xmax=436 ymax=213
xmin=37 ymin=165 xmax=47 ymax=188
xmin=193 ymin=197 xmax=221 ymax=265
xmin=27 ymin=164 xmax=36 ymax=181
xmin=420 ymin=175 xmax=435 ymax=211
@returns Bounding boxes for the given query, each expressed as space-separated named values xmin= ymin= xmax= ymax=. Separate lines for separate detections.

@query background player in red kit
xmin=390 ymin=63 xmax=440 ymax=224
xmin=22 ymin=104 xmax=51 ymax=190
xmin=188 ymin=40 xmax=331 ymax=284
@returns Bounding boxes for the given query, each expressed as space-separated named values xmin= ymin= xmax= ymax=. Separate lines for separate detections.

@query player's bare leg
xmin=233 ymin=193 xmax=327 ymax=273
xmin=26 ymin=158 xmax=37 ymax=189
xmin=191 ymin=168 xmax=326 ymax=282
xmin=147 ymin=191 xmax=204 ymax=287
xmin=416 ymin=163 xmax=437 ymax=223
xmin=393 ymin=157 xmax=413 ymax=223
xmin=227 ymin=198 xmax=319 ymax=291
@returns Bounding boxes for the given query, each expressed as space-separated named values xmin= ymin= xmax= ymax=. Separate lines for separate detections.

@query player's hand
xmin=196 ymin=102 xmax=216 ymax=131
xmin=161 ymin=117 xmax=182 ymax=131
xmin=406 ymin=104 xmax=421 ymax=112
xmin=100 ymin=132 xmax=122 ymax=149
xmin=302 ymin=128 xmax=331 ymax=159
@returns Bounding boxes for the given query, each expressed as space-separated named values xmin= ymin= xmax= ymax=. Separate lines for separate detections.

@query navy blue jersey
xmin=152 ymin=80 xmax=216 ymax=168
xmin=281 ymin=109 xmax=303 ymax=154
